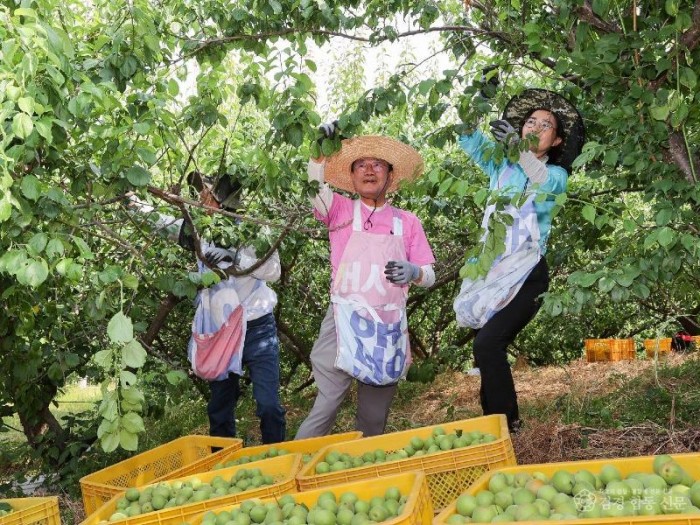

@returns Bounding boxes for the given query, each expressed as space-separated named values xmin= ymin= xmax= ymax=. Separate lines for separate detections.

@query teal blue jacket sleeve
xmin=458 ymin=130 xmax=508 ymax=187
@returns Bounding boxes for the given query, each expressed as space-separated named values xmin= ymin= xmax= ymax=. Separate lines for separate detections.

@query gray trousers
xmin=295 ymin=307 xmax=397 ymax=439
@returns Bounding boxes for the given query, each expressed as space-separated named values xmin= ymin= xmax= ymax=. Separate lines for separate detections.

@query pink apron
xmin=331 ymin=200 xmax=411 ymax=386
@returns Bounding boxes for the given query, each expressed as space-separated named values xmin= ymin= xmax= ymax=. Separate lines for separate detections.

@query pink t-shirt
xmin=315 ymin=193 xmax=435 ymax=279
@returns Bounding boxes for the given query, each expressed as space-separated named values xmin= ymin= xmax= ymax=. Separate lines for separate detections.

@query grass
xmin=1 ymin=381 xmax=102 ymax=444
xmin=522 ymin=356 xmax=700 ymax=429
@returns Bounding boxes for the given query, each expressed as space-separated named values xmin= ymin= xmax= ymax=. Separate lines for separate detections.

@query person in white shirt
xmin=129 ymin=172 xmax=286 ymax=442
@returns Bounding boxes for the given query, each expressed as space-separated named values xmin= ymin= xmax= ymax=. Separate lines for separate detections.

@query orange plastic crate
xmin=584 ymin=339 xmax=635 ymax=362
xmin=80 ymin=435 xmax=242 ymax=515
xmin=187 ymin=471 xmax=432 ymax=525
xmin=296 ymin=415 xmax=515 ymax=512
xmin=0 ymin=497 xmax=61 ymax=525
xmin=644 ymin=337 xmax=672 ymax=358
xmin=79 ymin=454 xmax=302 ymax=525
xmin=213 ymin=431 xmax=363 ymax=468
xmin=434 ymin=452 xmax=700 ymax=525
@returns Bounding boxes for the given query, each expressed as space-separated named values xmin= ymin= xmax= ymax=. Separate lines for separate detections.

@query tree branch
xmin=575 ymin=0 xmax=621 ymax=33
xmin=141 ymin=293 xmax=183 ymax=347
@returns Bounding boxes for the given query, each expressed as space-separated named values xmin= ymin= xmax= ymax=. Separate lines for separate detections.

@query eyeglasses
xmin=352 ymin=159 xmax=390 ymax=172
xmin=523 ymin=117 xmax=556 ymax=131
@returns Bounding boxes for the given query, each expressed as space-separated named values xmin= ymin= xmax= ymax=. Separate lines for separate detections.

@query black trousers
xmin=472 ymin=257 xmax=549 ymax=429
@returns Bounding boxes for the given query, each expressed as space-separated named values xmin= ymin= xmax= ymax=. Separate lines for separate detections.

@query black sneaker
xmin=509 ymin=419 xmax=522 ymax=434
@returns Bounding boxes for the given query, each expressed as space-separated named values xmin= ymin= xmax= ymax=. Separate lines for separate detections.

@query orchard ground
xmin=2 ymin=352 xmax=699 ymax=523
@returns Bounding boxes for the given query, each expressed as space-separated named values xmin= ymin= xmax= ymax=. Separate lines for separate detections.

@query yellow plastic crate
xmin=187 ymin=471 xmax=432 ymax=525
xmin=0 ymin=497 xmax=61 ymax=525
xmin=296 ymin=415 xmax=515 ymax=512
xmin=79 ymin=453 xmax=302 ymax=525
xmin=584 ymin=339 xmax=636 ymax=362
xmin=433 ymin=452 xmax=700 ymax=525
xmin=214 ymin=431 xmax=364 ymax=468
xmin=645 ymin=338 xmax=672 ymax=358
xmin=80 ymin=435 xmax=243 ymax=515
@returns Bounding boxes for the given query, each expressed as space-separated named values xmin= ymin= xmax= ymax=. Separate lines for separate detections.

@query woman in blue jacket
xmin=455 ymin=89 xmax=585 ymax=433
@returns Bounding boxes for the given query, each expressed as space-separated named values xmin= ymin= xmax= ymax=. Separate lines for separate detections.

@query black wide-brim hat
xmin=503 ymin=89 xmax=585 ymax=171
xmin=187 ymin=171 xmax=242 ymax=210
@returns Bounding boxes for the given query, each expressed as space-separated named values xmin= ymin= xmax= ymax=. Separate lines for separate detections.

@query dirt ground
xmin=399 ymin=353 xmax=700 ymax=465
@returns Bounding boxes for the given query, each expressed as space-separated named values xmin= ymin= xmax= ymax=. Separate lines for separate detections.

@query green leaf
xmin=122 ymin=387 xmax=145 ymax=404
xmin=97 ymin=417 xmax=118 ymax=439
xmin=101 ymin=431 xmax=120 ymax=453
xmin=126 ymin=166 xmax=151 ymax=186
xmin=655 ymin=208 xmax=673 ymax=226
xmin=577 ymin=273 xmax=599 ymax=288
xmin=165 ymin=370 xmax=188 ymax=386
xmin=622 ymin=219 xmax=637 ymax=232
xmin=133 ymin=122 xmax=151 ymax=135
xmin=107 ymin=311 xmax=133 ymax=344
xmin=657 ymin=226 xmax=675 ymax=247
xmin=603 ymin=150 xmax=618 ymax=167
xmin=17 ymin=97 xmax=35 ymax=114
xmin=284 ymin=123 xmax=303 ymax=147
xmin=201 ymin=271 xmax=221 ymax=287
xmin=93 ymin=349 xmax=113 ymax=368
xmin=598 ymin=276 xmax=616 ymax=293
xmin=99 ymin=392 xmax=119 ymax=421
xmin=122 ymin=274 xmax=139 ymax=289
xmin=167 ymin=79 xmax=179 ymax=96
xmin=269 ymin=0 xmax=282 ymax=14
xmin=119 ymin=428 xmax=139 ymax=451
xmin=45 ymin=239 xmax=65 ymax=259
xmin=121 ymin=412 xmax=145 ymax=434
xmin=122 ymin=339 xmax=147 ymax=368
xmin=120 ymin=370 xmax=137 ymax=387
xmin=582 ymin=205 xmax=596 ymax=224
xmin=665 ymin=0 xmax=679 ymax=15
xmin=19 ymin=259 xmax=49 ymax=287
xmin=72 ymin=236 xmax=94 ymax=259
xmin=649 ymin=105 xmax=669 ymax=121
xmin=12 ymin=113 xmax=34 ymax=139
xmin=28 ymin=233 xmax=48 ymax=254
xmin=632 ymin=282 xmax=651 ymax=299
xmin=0 ymin=197 xmax=11 ymax=222
xmin=679 ymin=67 xmax=697 ymax=89
xmin=21 ymin=175 xmax=41 ymax=200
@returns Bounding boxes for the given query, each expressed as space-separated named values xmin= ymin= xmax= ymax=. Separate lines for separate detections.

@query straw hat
xmin=503 ymin=89 xmax=585 ymax=172
xmin=324 ymin=136 xmax=424 ymax=194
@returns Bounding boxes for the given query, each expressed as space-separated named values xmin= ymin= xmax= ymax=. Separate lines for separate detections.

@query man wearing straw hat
xmin=453 ymin=85 xmax=585 ymax=433
xmin=295 ymin=125 xmax=436 ymax=438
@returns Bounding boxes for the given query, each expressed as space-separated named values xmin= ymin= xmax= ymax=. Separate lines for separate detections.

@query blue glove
xmin=489 ymin=119 xmax=520 ymax=145
xmin=384 ymin=260 xmax=420 ymax=285
xmin=203 ymin=247 xmax=239 ymax=267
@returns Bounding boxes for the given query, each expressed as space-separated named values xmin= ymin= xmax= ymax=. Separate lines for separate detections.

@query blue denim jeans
xmin=208 ymin=313 xmax=286 ymax=443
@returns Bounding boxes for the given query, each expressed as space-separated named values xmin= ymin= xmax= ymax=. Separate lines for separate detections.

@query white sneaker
xmin=467 ymin=367 xmax=481 ymax=376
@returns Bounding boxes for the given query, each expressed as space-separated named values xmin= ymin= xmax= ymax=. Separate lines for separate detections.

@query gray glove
xmin=203 ymin=247 xmax=239 ymax=267
xmin=319 ymin=120 xmax=339 ymax=139
xmin=384 ymin=260 xmax=420 ymax=285
xmin=478 ymin=66 xmax=499 ymax=99
xmin=490 ymin=119 xmax=520 ymax=145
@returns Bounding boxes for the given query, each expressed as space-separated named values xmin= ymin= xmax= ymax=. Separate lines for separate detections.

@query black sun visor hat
xmin=187 ymin=171 xmax=242 ymax=211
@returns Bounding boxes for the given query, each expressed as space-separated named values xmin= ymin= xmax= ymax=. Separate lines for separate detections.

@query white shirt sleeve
xmin=414 ymin=264 xmax=435 ymax=288
xmin=308 ymin=158 xmax=334 ymax=216
xmin=237 ymin=246 xmax=281 ymax=283
xmin=518 ymin=150 xmax=549 ymax=184
xmin=128 ymin=196 xmax=182 ymax=242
